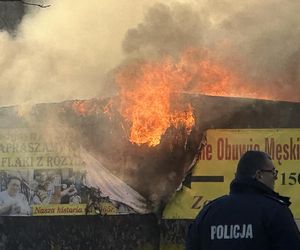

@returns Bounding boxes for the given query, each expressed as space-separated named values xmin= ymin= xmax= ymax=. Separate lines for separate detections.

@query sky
xmin=0 ymin=0 xmax=299 ymax=106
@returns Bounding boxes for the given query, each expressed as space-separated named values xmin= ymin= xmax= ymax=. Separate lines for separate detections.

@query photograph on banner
xmin=31 ymin=168 xmax=85 ymax=205
xmin=0 ymin=170 xmax=31 ymax=216
xmin=163 ymin=128 xmax=300 ymax=219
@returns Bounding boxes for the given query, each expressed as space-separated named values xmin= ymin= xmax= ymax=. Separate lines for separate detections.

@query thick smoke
xmin=0 ymin=0 xmax=152 ymax=106
xmin=1 ymin=0 xmax=299 ymax=107
xmin=215 ymin=0 xmax=300 ymax=101
xmin=122 ymin=2 xmax=206 ymax=58
xmin=0 ymin=2 xmax=24 ymax=32
xmin=121 ymin=0 xmax=300 ymax=101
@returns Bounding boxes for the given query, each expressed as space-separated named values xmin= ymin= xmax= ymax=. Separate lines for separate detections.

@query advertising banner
xmin=163 ymin=129 xmax=300 ymax=219
xmin=0 ymin=128 xmax=137 ymax=216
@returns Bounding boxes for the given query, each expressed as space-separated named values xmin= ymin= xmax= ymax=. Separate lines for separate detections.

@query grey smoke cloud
xmin=122 ymin=2 xmax=206 ymax=58
xmin=0 ymin=0 xmax=299 ymax=107
xmin=215 ymin=0 xmax=300 ymax=101
xmin=121 ymin=0 xmax=300 ymax=101
xmin=0 ymin=0 xmax=152 ymax=106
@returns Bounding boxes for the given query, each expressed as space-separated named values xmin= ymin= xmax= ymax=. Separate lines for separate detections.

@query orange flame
xmin=72 ymin=100 xmax=89 ymax=116
xmin=116 ymin=48 xmax=286 ymax=147
xmin=176 ymin=48 xmax=276 ymax=100
xmin=73 ymin=48 xmax=291 ymax=147
xmin=71 ymin=99 xmax=113 ymax=117
xmin=103 ymin=98 xmax=113 ymax=120
xmin=170 ymin=104 xmax=195 ymax=134
xmin=116 ymin=57 xmax=195 ymax=147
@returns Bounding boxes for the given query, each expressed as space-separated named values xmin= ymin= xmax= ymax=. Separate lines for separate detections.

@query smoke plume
xmin=121 ymin=0 xmax=300 ymax=101
xmin=1 ymin=0 xmax=299 ymax=106
xmin=0 ymin=0 xmax=151 ymax=106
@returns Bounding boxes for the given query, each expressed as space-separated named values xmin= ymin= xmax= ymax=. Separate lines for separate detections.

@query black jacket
xmin=186 ymin=177 xmax=300 ymax=250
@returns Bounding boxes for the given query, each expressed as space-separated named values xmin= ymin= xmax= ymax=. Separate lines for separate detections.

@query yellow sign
xmin=163 ymin=129 xmax=300 ymax=219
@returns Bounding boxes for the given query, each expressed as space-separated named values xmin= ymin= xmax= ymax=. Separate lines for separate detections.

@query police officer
xmin=186 ymin=150 xmax=300 ymax=250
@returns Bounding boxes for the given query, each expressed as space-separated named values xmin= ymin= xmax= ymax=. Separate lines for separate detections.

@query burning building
xmin=0 ymin=0 xmax=300 ymax=249
xmin=1 ymin=93 xmax=300 ymax=248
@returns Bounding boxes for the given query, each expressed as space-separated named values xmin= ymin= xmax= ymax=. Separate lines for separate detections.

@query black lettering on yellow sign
xmin=191 ymin=196 xmax=203 ymax=209
xmin=281 ymin=172 xmax=300 ymax=185
xmin=191 ymin=196 xmax=211 ymax=210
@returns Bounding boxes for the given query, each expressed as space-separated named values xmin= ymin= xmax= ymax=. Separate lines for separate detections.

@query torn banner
xmin=0 ymin=128 xmax=151 ymax=216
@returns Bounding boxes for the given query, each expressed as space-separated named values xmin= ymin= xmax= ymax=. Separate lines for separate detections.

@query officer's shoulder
xmin=263 ymin=194 xmax=290 ymax=207
xmin=195 ymin=195 xmax=229 ymax=220
xmin=203 ymin=195 xmax=229 ymax=209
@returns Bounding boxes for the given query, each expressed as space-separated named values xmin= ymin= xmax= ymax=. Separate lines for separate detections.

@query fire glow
xmin=71 ymin=99 xmax=112 ymax=117
xmin=71 ymin=48 xmax=285 ymax=148
xmin=116 ymin=58 xmax=195 ymax=147
xmin=116 ymin=48 xmax=278 ymax=147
